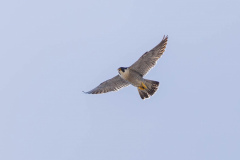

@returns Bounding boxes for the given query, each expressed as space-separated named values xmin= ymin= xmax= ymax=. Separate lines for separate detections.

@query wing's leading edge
xmin=129 ymin=35 xmax=168 ymax=76
xmin=83 ymin=75 xmax=130 ymax=94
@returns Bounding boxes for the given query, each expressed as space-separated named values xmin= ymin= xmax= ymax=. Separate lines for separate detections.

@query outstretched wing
xmin=83 ymin=75 xmax=130 ymax=94
xmin=129 ymin=35 xmax=168 ymax=76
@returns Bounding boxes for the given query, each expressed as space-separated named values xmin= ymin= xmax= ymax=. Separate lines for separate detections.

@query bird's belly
xmin=125 ymin=74 xmax=143 ymax=87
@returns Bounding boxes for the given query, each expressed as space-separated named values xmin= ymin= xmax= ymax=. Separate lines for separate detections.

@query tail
xmin=137 ymin=79 xmax=159 ymax=100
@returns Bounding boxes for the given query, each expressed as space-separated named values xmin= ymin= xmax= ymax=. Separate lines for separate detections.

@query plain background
xmin=0 ymin=0 xmax=240 ymax=160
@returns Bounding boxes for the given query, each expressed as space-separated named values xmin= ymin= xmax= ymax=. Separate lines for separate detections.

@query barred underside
xmin=129 ymin=35 xmax=168 ymax=76
xmin=84 ymin=75 xmax=130 ymax=94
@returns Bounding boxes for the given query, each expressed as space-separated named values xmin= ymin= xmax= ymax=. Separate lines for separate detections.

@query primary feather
xmin=129 ymin=35 xmax=168 ymax=76
xmin=84 ymin=75 xmax=129 ymax=94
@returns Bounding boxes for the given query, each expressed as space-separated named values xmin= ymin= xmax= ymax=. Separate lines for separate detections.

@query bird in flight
xmin=84 ymin=35 xmax=168 ymax=99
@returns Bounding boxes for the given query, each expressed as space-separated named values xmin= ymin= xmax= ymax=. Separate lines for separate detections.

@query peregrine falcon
xmin=84 ymin=35 xmax=168 ymax=99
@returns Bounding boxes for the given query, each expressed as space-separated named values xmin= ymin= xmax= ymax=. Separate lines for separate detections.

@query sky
xmin=0 ymin=0 xmax=240 ymax=160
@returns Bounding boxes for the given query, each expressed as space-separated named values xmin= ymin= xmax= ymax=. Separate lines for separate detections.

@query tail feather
xmin=137 ymin=79 xmax=159 ymax=99
xmin=138 ymin=88 xmax=150 ymax=99
xmin=144 ymin=79 xmax=159 ymax=96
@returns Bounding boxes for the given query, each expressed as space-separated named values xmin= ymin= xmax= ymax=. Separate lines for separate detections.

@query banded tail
xmin=137 ymin=79 xmax=159 ymax=99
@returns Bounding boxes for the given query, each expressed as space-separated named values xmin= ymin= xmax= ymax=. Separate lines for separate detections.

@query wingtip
xmin=82 ymin=91 xmax=89 ymax=94
xmin=163 ymin=35 xmax=168 ymax=39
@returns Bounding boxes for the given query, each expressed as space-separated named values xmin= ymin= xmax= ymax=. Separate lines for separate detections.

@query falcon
xmin=84 ymin=35 xmax=168 ymax=99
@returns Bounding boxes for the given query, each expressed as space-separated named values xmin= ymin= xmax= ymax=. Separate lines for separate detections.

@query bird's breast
xmin=120 ymin=69 xmax=143 ymax=87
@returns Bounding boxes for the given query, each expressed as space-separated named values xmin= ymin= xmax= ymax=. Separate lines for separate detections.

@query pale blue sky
xmin=0 ymin=0 xmax=240 ymax=160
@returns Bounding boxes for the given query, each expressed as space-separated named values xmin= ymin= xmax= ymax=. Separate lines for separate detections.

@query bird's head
xmin=118 ymin=67 xmax=128 ymax=75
